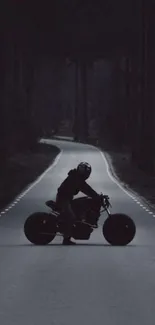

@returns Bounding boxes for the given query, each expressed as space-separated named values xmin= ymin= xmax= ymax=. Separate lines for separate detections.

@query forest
xmin=0 ymin=0 xmax=155 ymax=173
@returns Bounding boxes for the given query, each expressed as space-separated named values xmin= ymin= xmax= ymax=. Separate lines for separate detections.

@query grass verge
xmin=0 ymin=143 xmax=60 ymax=211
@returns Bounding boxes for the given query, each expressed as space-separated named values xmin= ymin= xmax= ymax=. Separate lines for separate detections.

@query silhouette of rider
xmin=56 ymin=162 xmax=100 ymax=245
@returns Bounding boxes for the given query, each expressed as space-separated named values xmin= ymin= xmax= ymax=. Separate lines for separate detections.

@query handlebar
xmin=100 ymin=193 xmax=112 ymax=211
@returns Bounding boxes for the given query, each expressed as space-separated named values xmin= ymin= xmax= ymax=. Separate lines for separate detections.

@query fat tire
xmin=102 ymin=213 xmax=136 ymax=246
xmin=24 ymin=212 xmax=56 ymax=245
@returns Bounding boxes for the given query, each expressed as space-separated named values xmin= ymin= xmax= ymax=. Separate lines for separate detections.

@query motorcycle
xmin=24 ymin=193 xmax=136 ymax=246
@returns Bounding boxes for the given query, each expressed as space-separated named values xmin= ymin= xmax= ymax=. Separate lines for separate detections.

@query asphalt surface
xmin=0 ymin=139 xmax=155 ymax=325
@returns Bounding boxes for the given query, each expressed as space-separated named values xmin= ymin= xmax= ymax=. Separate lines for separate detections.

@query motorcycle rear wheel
xmin=24 ymin=212 xmax=57 ymax=245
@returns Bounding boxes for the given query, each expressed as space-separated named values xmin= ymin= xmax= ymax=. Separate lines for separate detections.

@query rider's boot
xmin=62 ymin=237 xmax=76 ymax=245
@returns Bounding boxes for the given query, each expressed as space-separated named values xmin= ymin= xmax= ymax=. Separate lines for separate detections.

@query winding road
xmin=0 ymin=139 xmax=155 ymax=325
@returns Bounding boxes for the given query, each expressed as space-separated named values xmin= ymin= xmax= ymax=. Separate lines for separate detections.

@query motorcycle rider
xmin=56 ymin=162 xmax=101 ymax=245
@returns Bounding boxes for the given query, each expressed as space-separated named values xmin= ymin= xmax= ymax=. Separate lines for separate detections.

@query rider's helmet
xmin=77 ymin=162 xmax=92 ymax=180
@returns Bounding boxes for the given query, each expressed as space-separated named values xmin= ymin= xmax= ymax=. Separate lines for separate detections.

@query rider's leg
xmin=56 ymin=196 xmax=76 ymax=245
xmin=62 ymin=202 xmax=76 ymax=245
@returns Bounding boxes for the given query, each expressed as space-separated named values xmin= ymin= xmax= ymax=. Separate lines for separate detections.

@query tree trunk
xmin=132 ymin=0 xmax=155 ymax=172
xmin=80 ymin=60 xmax=89 ymax=140
xmin=72 ymin=61 xmax=80 ymax=140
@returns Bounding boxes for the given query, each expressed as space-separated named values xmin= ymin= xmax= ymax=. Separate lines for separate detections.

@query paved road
xmin=0 ymin=139 xmax=155 ymax=325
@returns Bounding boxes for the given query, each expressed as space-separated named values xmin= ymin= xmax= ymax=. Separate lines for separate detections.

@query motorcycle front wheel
xmin=102 ymin=213 xmax=136 ymax=246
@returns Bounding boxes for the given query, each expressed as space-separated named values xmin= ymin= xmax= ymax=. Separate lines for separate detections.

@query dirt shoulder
xmin=0 ymin=143 xmax=60 ymax=212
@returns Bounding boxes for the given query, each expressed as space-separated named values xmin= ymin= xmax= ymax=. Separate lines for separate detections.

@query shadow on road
xmin=0 ymin=243 xmax=138 ymax=247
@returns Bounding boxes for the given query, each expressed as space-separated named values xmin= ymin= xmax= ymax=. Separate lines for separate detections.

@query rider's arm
xmin=80 ymin=182 xmax=99 ymax=199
